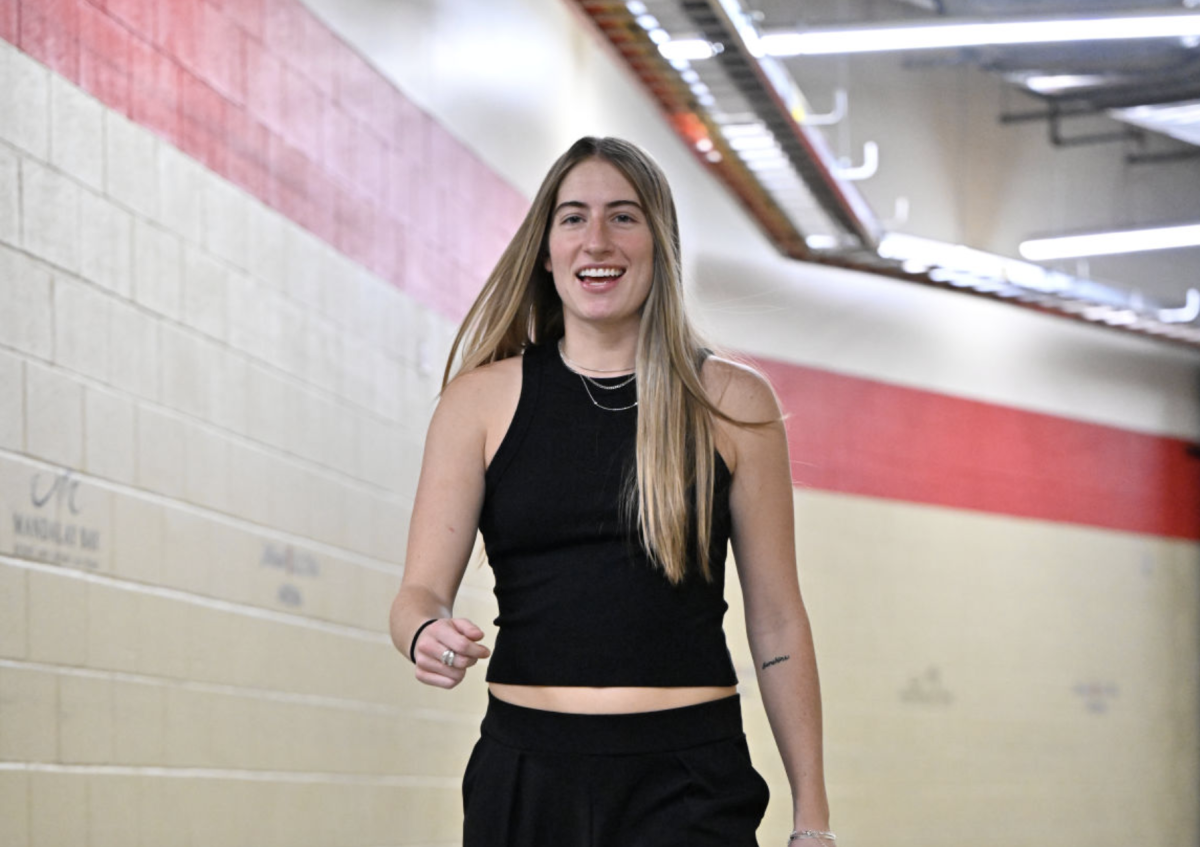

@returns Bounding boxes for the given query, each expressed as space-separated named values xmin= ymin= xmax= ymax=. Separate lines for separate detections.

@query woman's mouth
xmin=576 ymin=267 xmax=625 ymax=289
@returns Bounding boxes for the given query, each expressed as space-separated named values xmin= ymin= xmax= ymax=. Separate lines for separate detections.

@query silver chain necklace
xmin=557 ymin=339 xmax=635 ymax=376
xmin=578 ymin=375 xmax=638 ymax=411
xmin=557 ymin=341 xmax=638 ymax=412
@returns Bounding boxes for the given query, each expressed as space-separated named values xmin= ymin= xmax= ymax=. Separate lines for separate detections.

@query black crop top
xmin=478 ymin=342 xmax=738 ymax=687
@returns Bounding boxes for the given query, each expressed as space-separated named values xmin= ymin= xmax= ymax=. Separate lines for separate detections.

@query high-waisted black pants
xmin=462 ymin=692 xmax=770 ymax=847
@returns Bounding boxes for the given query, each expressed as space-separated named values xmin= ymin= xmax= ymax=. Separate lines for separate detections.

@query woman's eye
xmin=561 ymin=214 xmax=584 ymax=225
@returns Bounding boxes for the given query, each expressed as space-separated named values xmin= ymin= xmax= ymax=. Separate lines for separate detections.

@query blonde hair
xmin=445 ymin=137 xmax=737 ymax=584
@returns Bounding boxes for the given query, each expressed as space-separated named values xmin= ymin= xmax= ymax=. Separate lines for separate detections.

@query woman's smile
xmin=575 ymin=264 xmax=627 ymax=291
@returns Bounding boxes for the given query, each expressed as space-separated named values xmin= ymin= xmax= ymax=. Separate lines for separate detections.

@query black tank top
xmin=478 ymin=342 xmax=738 ymax=686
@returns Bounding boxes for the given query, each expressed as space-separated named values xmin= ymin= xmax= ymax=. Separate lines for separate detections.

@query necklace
xmin=557 ymin=341 xmax=637 ymax=411
xmin=557 ymin=339 xmax=635 ymax=375
xmin=578 ymin=375 xmax=638 ymax=412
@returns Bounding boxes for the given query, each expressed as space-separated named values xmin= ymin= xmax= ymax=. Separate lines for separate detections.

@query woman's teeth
xmin=577 ymin=268 xmax=624 ymax=283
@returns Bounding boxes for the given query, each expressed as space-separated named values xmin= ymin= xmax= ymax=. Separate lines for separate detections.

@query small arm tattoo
xmin=761 ymin=655 xmax=790 ymax=670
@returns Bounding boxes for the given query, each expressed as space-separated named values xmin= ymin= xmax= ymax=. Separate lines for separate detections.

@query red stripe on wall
xmin=755 ymin=356 xmax=1200 ymax=540
xmin=11 ymin=0 xmax=526 ymax=319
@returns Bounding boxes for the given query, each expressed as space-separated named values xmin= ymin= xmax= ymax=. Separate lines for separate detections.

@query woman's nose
xmin=583 ymin=220 xmax=612 ymax=254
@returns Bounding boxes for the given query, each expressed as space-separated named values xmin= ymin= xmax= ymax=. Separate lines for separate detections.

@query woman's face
xmin=544 ymin=158 xmax=655 ymax=335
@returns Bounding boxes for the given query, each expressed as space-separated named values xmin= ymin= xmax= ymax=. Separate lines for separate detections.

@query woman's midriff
xmin=487 ymin=683 xmax=738 ymax=714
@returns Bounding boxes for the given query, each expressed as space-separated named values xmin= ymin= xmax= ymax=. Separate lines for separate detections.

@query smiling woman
xmin=390 ymin=136 xmax=832 ymax=846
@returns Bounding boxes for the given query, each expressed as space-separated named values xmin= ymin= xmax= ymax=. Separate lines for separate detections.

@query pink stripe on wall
xmin=10 ymin=0 xmax=527 ymax=319
xmin=755 ymin=357 xmax=1200 ymax=541
xmin=8 ymin=1 xmax=1196 ymax=541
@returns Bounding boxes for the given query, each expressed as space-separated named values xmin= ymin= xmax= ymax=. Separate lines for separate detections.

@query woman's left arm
xmin=713 ymin=361 xmax=831 ymax=839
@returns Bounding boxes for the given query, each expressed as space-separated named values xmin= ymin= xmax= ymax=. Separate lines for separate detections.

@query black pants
xmin=462 ymin=692 xmax=769 ymax=847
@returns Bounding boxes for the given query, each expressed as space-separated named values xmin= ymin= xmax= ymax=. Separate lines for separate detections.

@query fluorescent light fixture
xmin=625 ymin=1 xmax=647 ymax=15
xmin=658 ymin=39 xmax=716 ymax=61
xmin=715 ymin=0 xmax=765 ymax=58
xmin=880 ymin=232 xmax=1070 ymax=293
xmin=647 ymin=27 xmax=670 ymax=45
xmin=760 ymin=11 xmax=1200 ymax=56
xmin=1024 ymin=73 xmax=1111 ymax=94
xmin=635 ymin=14 xmax=660 ymax=30
xmin=805 ymin=234 xmax=839 ymax=250
xmin=729 ymin=134 xmax=778 ymax=151
xmin=1019 ymin=223 xmax=1200 ymax=260
xmin=746 ymin=158 xmax=792 ymax=172
xmin=744 ymin=157 xmax=790 ymax=171
xmin=758 ymin=178 xmax=803 ymax=192
xmin=719 ymin=123 xmax=769 ymax=138
xmin=736 ymin=146 xmax=787 ymax=161
xmin=1111 ymin=100 xmax=1200 ymax=146
xmin=711 ymin=111 xmax=761 ymax=125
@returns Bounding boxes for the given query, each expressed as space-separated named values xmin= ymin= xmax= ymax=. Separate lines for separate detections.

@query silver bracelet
xmin=789 ymin=831 xmax=836 ymax=843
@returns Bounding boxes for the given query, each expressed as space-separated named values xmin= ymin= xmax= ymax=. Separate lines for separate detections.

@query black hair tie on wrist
xmin=409 ymin=618 xmax=440 ymax=663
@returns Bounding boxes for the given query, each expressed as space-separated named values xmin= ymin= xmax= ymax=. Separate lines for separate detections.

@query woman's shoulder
xmin=700 ymin=354 xmax=781 ymax=422
xmin=441 ymin=353 xmax=524 ymax=409
xmin=435 ymin=353 xmax=525 ymax=452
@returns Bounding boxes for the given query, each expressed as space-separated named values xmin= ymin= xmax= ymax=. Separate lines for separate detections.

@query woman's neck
xmin=559 ymin=325 xmax=638 ymax=375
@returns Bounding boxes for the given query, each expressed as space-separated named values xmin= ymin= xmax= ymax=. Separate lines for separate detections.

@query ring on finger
xmin=440 ymin=649 xmax=456 ymax=667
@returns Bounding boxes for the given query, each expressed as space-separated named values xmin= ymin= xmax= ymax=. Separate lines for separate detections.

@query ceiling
xmin=757 ymin=0 xmax=1200 ymax=160
xmin=575 ymin=0 xmax=1200 ymax=349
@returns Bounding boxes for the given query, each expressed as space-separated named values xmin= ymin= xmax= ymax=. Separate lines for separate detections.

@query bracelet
xmin=789 ymin=831 xmax=836 ymax=843
xmin=409 ymin=618 xmax=440 ymax=663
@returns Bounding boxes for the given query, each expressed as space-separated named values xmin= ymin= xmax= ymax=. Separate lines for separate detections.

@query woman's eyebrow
xmin=553 ymin=199 xmax=644 ymax=215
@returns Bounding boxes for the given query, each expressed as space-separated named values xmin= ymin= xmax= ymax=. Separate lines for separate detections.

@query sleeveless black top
xmin=478 ymin=342 xmax=738 ymax=686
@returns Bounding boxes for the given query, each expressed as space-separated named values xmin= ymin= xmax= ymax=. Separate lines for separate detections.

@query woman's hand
xmin=412 ymin=617 xmax=492 ymax=689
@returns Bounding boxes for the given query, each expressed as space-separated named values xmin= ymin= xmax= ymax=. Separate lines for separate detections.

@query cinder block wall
xmin=0 ymin=1 xmax=520 ymax=843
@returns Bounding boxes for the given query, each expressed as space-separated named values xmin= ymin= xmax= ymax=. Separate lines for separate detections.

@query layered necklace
xmin=557 ymin=339 xmax=637 ymax=412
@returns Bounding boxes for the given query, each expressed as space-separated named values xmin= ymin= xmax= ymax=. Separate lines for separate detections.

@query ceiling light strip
xmin=1019 ymin=223 xmax=1200 ymax=260
xmin=760 ymin=11 xmax=1200 ymax=56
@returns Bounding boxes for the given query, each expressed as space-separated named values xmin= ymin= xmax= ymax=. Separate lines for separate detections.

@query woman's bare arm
xmin=710 ymin=359 xmax=831 ymax=836
xmin=391 ymin=358 xmax=520 ymax=688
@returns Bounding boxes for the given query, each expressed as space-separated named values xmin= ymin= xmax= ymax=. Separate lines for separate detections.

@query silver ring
xmin=440 ymin=649 xmax=456 ymax=667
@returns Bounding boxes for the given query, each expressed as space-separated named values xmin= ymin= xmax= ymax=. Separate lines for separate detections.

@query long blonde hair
xmin=445 ymin=137 xmax=734 ymax=584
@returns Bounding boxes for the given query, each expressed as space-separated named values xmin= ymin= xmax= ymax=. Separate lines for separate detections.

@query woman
xmin=391 ymin=137 xmax=833 ymax=846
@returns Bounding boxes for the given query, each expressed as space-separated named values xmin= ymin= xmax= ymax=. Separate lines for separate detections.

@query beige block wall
xmin=724 ymin=490 xmax=1200 ymax=846
xmin=0 ymin=39 xmax=480 ymax=846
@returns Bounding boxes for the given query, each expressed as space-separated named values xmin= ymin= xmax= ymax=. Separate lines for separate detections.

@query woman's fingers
xmin=446 ymin=618 xmax=492 ymax=658
xmin=413 ymin=618 xmax=489 ymax=688
xmin=451 ymin=617 xmax=488 ymax=643
xmin=416 ymin=650 xmax=467 ymax=680
xmin=414 ymin=665 xmax=459 ymax=689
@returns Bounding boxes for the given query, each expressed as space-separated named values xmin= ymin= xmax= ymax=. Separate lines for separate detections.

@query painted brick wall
xmin=0 ymin=0 xmax=521 ymax=840
xmin=7 ymin=0 xmax=525 ymax=319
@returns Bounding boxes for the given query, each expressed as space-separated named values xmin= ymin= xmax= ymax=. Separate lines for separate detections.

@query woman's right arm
xmin=390 ymin=366 xmax=503 ymax=689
